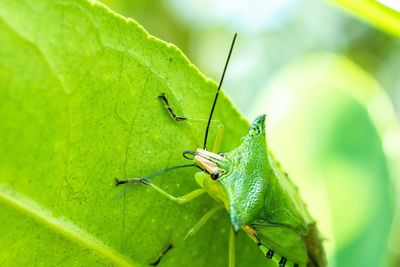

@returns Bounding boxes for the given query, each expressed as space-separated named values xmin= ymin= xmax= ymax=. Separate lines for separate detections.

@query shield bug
xmin=116 ymin=34 xmax=326 ymax=267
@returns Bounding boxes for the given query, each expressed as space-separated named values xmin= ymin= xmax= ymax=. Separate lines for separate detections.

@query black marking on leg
xmin=256 ymin=241 xmax=261 ymax=247
xmin=266 ymin=249 xmax=274 ymax=259
xmin=150 ymin=243 xmax=174 ymax=266
xmin=158 ymin=93 xmax=187 ymax=121
xmin=115 ymin=178 xmax=149 ymax=186
xmin=150 ymin=257 xmax=161 ymax=266
xmin=115 ymin=178 xmax=131 ymax=186
xmin=294 ymin=263 xmax=299 ymax=267
xmin=279 ymin=257 xmax=287 ymax=267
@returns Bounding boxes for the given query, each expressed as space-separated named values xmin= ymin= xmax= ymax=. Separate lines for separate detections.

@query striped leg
xmin=158 ymin=93 xmax=187 ymax=121
xmin=158 ymin=93 xmax=225 ymax=152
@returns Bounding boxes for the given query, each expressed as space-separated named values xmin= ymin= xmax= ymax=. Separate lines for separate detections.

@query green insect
xmin=116 ymin=34 xmax=326 ymax=267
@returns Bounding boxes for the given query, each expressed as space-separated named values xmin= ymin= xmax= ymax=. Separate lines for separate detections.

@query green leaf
xmin=332 ymin=0 xmax=400 ymax=37
xmin=0 ymin=0 xmax=267 ymax=266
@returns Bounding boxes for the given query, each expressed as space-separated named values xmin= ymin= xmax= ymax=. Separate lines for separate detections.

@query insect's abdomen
xmin=244 ymin=224 xmax=326 ymax=267
xmin=256 ymin=241 xmax=301 ymax=267
xmin=243 ymin=225 xmax=304 ymax=267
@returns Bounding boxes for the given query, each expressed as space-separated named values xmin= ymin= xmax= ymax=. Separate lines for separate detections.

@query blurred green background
xmin=98 ymin=0 xmax=400 ymax=266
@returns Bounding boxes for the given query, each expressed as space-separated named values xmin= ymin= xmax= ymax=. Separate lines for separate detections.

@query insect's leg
xmin=158 ymin=93 xmax=187 ymax=121
xmin=212 ymin=123 xmax=224 ymax=152
xmin=158 ymin=93 xmax=224 ymax=144
xmin=146 ymin=180 xmax=207 ymax=204
xmin=184 ymin=205 xmax=224 ymax=240
xmin=150 ymin=243 xmax=174 ymax=266
xmin=116 ymin=164 xmax=206 ymax=204
xmin=229 ymin=227 xmax=235 ymax=267
xmin=118 ymin=176 xmax=206 ymax=204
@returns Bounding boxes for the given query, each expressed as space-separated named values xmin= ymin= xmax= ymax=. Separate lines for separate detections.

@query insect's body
xmin=116 ymin=34 xmax=326 ymax=267
xmin=193 ymin=115 xmax=325 ymax=267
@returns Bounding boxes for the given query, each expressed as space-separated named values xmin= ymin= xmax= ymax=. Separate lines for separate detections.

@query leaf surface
xmin=0 ymin=0 xmax=268 ymax=266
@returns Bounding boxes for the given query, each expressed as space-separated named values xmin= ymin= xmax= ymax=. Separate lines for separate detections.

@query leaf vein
xmin=0 ymin=184 xmax=136 ymax=267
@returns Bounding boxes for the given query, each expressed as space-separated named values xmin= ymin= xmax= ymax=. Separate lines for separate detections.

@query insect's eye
xmin=211 ymin=172 xmax=221 ymax=180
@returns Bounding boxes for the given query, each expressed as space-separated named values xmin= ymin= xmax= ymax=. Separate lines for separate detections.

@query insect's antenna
xmin=203 ymin=33 xmax=237 ymax=150
xmin=115 ymin=163 xmax=197 ymax=186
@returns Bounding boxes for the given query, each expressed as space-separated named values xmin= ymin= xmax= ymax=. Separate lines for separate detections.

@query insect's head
xmin=184 ymin=149 xmax=231 ymax=180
